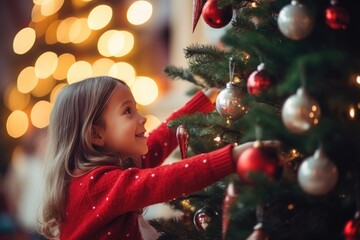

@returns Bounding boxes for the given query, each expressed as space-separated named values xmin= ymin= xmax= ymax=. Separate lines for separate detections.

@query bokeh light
xmin=67 ymin=61 xmax=92 ymax=84
xmin=92 ymin=58 xmax=115 ymax=77
xmin=6 ymin=110 xmax=29 ymax=138
xmin=88 ymin=5 xmax=113 ymax=30
xmin=53 ymin=53 xmax=76 ymax=80
xmin=4 ymin=85 xmax=30 ymax=111
xmin=127 ymin=1 xmax=153 ymax=25
xmin=34 ymin=51 xmax=58 ymax=79
xmin=131 ymin=76 xmax=158 ymax=105
xmin=109 ymin=62 xmax=136 ymax=86
xmin=17 ymin=67 xmax=39 ymax=93
xmin=31 ymin=100 xmax=53 ymax=128
xmin=13 ymin=27 xmax=36 ymax=55
xmin=98 ymin=30 xmax=134 ymax=57
xmin=144 ymin=114 xmax=161 ymax=132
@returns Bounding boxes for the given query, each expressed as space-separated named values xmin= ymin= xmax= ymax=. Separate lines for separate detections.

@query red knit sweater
xmin=60 ymin=91 xmax=236 ymax=240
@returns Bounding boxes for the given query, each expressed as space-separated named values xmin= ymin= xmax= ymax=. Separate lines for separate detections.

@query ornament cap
xmin=257 ymin=63 xmax=265 ymax=71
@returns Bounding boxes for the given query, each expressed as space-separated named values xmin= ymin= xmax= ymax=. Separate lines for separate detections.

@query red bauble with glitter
xmin=343 ymin=212 xmax=360 ymax=240
xmin=202 ymin=0 xmax=233 ymax=28
xmin=237 ymin=141 xmax=280 ymax=182
xmin=247 ymin=63 xmax=272 ymax=95
xmin=325 ymin=4 xmax=349 ymax=30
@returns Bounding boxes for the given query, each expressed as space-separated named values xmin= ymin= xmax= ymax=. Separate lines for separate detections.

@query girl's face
xmin=92 ymin=83 xmax=148 ymax=158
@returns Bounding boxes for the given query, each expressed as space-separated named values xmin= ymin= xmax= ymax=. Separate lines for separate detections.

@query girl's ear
xmin=91 ymin=125 xmax=104 ymax=146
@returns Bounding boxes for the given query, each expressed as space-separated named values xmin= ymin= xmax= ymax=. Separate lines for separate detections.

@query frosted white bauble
xmin=277 ymin=0 xmax=314 ymax=40
xmin=281 ymin=88 xmax=321 ymax=134
xmin=216 ymin=82 xmax=247 ymax=121
xmin=297 ymin=148 xmax=338 ymax=196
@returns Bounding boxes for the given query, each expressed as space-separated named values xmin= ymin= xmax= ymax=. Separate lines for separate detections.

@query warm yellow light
xmin=31 ymin=77 xmax=56 ymax=97
xmin=71 ymin=0 xmax=92 ymax=8
xmin=4 ymin=85 xmax=30 ymax=111
xmin=13 ymin=27 xmax=36 ymax=55
xmin=349 ymin=106 xmax=355 ymax=119
xmin=31 ymin=100 xmax=53 ymax=128
xmin=34 ymin=51 xmax=58 ymax=78
xmin=109 ymin=62 xmax=136 ymax=86
xmin=17 ymin=67 xmax=39 ymax=93
xmin=356 ymin=76 xmax=360 ymax=84
xmin=98 ymin=30 xmax=134 ymax=57
xmin=53 ymin=53 xmax=76 ymax=80
xmin=127 ymin=1 xmax=153 ymax=25
xmin=114 ymin=31 xmax=134 ymax=57
xmin=144 ymin=114 xmax=161 ymax=132
xmin=67 ymin=61 xmax=92 ymax=84
xmin=88 ymin=5 xmax=112 ymax=30
xmin=45 ymin=20 xmax=60 ymax=44
xmin=41 ymin=0 xmax=64 ymax=16
xmin=131 ymin=76 xmax=158 ymax=105
xmin=69 ymin=18 xmax=92 ymax=43
xmin=31 ymin=4 xmax=47 ymax=22
xmin=50 ymin=83 xmax=67 ymax=103
xmin=92 ymin=58 xmax=115 ymax=77
xmin=57 ymin=17 xmax=77 ymax=44
xmin=6 ymin=110 xmax=29 ymax=138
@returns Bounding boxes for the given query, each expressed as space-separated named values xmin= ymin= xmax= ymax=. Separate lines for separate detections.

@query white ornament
xmin=277 ymin=0 xmax=314 ymax=40
xmin=215 ymin=82 xmax=247 ymax=121
xmin=297 ymin=147 xmax=338 ymax=196
xmin=281 ymin=87 xmax=321 ymax=134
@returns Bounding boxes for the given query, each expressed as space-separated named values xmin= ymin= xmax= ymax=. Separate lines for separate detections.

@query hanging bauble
xmin=193 ymin=206 xmax=219 ymax=231
xmin=247 ymin=63 xmax=272 ymax=95
xmin=246 ymin=223 xmax=270 ymax=240
xmin=277 ymin=0 xmax=315 ymax=40
xmin=325 ymin=1 xmax=349 ymax=30
xmin=222 ymin=182 xmax=237 ymax=240
xmin=297 ymin=147 xmax=338 ymax=196
xmin=343 ymin=211 xmax=360 ymax=240
xmin=281 ymin=87 xmax=321 ymax=134
xmin=216 ymin=82 xmax=247 ymax=121
xmin=192 ymin=0 xmax=206 ymax=32
xmin=202 ymin=0 xmax=233 ymax=28
xmin=237 ymin=140 xmax=280 ymax=182
xmin=176 ymin=125 xmax=189 ymax=159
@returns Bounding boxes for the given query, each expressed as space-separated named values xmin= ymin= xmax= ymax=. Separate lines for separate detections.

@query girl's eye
xmin=124 ymin=107 xmax=132 ymax=114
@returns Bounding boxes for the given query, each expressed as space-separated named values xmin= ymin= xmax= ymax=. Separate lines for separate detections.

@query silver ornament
xmin=216 ymin=82 xmax=247 ymax=121
xmin=277 ymin=0 xmax=314 ymax=40
xmin=297 ymin=147 xmax=338 ymax=196
xmin=281 ymin=88 xmax=321 ymax=134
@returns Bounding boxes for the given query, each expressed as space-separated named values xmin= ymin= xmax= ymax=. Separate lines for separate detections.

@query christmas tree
xmin=154 ymin=0 xmax=360 ymax=239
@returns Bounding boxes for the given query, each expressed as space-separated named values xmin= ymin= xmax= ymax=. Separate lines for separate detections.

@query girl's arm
xmin=141 ymin=89 xmax=219 ymax=168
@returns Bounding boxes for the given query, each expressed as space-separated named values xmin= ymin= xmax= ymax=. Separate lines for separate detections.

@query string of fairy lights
xmin=4 ymin=0 xmax=161 ymax=139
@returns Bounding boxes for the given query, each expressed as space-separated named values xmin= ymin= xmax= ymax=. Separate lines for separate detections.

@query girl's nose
xmin=139 ymin=113 xmax=147 ymax=125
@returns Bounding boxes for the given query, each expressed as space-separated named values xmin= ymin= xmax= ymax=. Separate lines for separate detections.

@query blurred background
xmin=0 ymin=0 xmax=228 ymax=239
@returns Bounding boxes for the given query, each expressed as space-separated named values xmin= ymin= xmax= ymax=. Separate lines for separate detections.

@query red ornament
xmin=176 ymin=125 xmax=189 ymax=159
xmin=193 ymin=0 xmax=206 ymax=32
xmin=193 ymin=206 xmax=218 ymax=231
xmin=237 ymin=141 xmax=280 ymax=182
xmin=247 ymin=63 xmax=271 ymax=95
xmin=325 ymin=2 xmax=349 ymax=30
xmin=202 ymin=0 xmax=233 ymax=28
xmin=222 ymin=182 xmax=237 ymax=240
xmin=343 ymin=211 xmax=360 ymax=240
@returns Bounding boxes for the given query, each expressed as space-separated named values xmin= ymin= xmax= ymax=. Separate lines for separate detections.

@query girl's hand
xmin=231 ymin=140 xmax=281 ymax=164
xmin=203 ymin=87 xmax=220 ymax=104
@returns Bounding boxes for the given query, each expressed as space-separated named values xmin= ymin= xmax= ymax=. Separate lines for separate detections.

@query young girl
xmin=39 ymin=76 xmax=278 ymax=240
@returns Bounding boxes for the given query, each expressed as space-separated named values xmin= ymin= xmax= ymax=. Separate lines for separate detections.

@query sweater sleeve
xmin=141 ymin=91 xmax=215 ymax=168
xmin=69 ymin=144 xmax=235 ymax=222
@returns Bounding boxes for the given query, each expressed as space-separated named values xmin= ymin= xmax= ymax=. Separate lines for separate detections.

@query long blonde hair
xmin=38 ymin=76 xmax=127 ymax=239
